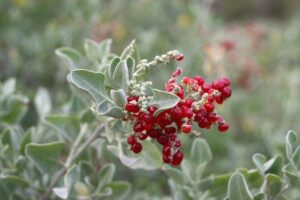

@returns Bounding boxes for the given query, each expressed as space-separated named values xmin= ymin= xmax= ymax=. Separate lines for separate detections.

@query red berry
xmin=165 ymin=127 xmax=176 ymax=135
xmin=218 ymin=122 xmax=229 ymax=132
xmin=139 ymin=133 xmax=148 ymax=140
xmin=172 ymin=151 xmax=184 ymax=166
xmin=125 ymin=103 xmax=140 ymax=113
xmin=222 ymin=77 xmax=231 ymax=86
xmin=131 ymin=142 xmax=142 ymax=153
xmin=182 ymin=107 xmax=193 ymax=118
xmin=212 ymin=80 xmax=224 ymax=90
xmin=175 ymin=140 xmax=182 ymax=147
xmin=163 ymin=145 xmax=171 ymax=156
xmin=148 ymin=129 xmax=160 ymax=138
xmin=184 ymin=98 xmax=194 ymax=107
xmin=215 ymin=96 xmax=224 ymax=104
xmin=175 ymin=54 xmax=184 ymax=61
xmin=182 ymin=76 xmax=191 ymax=85
xmin=170 ymin=106 xmax=183 ymax=121
xmin=133 ymin=121 xmax=144 ymax=132
xmin=194 ymin=76 xmax=204 ymax=85
xmin=182 ymin=124 xmax=192 ymax=134
xmin=222 ymin=86 xmax=232 ymax=98
xmin=204 ymin=103 xmax=214 ymax=113
xmin=202 ymin=83 xmax=212 ymax=93
xmin=157 ymin=135 xmax=169 ymax=145
xmin=127 ymin=96 xmax=138 ymax=102
xmin=163 ymin=154 xmax=171 ymax=163
xmin=127 ymin=135 xmax=136 ymax=145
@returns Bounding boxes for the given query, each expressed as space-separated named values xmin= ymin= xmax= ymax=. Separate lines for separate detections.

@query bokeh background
xmin=1 ymin=0 xmax=300 ymax=196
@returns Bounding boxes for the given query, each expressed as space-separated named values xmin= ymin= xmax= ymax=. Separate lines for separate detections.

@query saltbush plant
xmin=0 ymin=39 xmax=300 ymax=200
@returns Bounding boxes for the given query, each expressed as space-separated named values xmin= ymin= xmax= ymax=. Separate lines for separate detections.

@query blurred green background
xmin=1 ymin=0 xmax=300 ymax=189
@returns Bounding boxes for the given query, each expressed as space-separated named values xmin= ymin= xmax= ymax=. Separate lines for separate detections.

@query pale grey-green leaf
xmin=286 ymin=130 xmax=297 ymax=160
xmin=25 ymin=141 xmax=65 ymax=174
xmin=112 ymin=60 xmax=129 ymax=90
xmin=227 ymin=172 xmax=253 ymax=200
xmin=55 ymin=47 xmax=82 ymax=69
xmin=252 ymin=153 xmax=266 ymax=175
xmin=97 ymin=163 xmax=116 ymax=191
xmin=70 ymin=69 xmax=107 ymax=104
xmin=191 ymin=138 xmax=212 ymax=166
xmin=109 ymin=57 xmax=121 ymax=79
xmin=148 ymin=89 xmax=180 ymax=116
xmin=110 ymin=89 xmax=127 ymax=108
xmin=96 ymin=100 xmax=123 ymax=118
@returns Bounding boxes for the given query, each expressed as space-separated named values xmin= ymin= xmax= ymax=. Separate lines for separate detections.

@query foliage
xmin=1 ymin=0 xmax=300 ymax=199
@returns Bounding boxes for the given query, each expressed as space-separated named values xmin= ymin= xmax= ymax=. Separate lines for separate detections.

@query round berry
xmin=221 ymin=77 xmax=231 ymax=86
xmin=125 ymin=103 xmax=140 ymax=113
xmin=139 ymin=133 xmax=148 ymax=140
xmin=204 ymin=103 xmax=214 ymax=113
xmin=165 ymin=127 xmax=176 ymax=135
xmin=127 ymin=135 xmax=136 ymax=145
xmin=212 ymin=80 xmax=224 ymax=90
xmin=218 ymin=122 xmax=229 ymax=132
xmin=133 ymin=121 xmax=144 ymax=132
xmin=172 ymin=151 xmax=184 ymax=166
xmin=163 ymin=145 xmax=171 ymax=156
xmin=148 ymin=129 xmax=160 ymax=138
xmin=157 ymin=135 xmax=169 ymax=145
xmin=194 ymin=76 xmax=204 ymax=85
xmin=222 ymin=86 xmax=232 ymax=98
xmin=182 ymin=124 xmax=192 ymax=134
xmin=163 ymin=154 xmax=171 ymax=163
xmin=131 ymin=142 xmax=142 ymax=153
xmin=175 ymin=54 xmax=184 ymax=61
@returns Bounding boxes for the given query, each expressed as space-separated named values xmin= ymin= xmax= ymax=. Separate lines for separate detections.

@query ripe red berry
xmin=182 ymin=107 xmax=193 ymax=118
xmin=204 ymin=103 xmax=214 ymax=113
xmin=163 ymin=145 xmax=171 ymax=156
xmin=127 ymin=135 xmax=136 ymax=145
xmin=165 ymin=127 xmax=176 ymax=135
xmin=133 ymin=121 xmax=144 ymax=132
xmin=175 ymin=54 xmax=184 ymax=61
xmin=163 ymin=154 xmax=171 ymax=163
xmin=139 ymin=133 xmax=148 ymax=140
xmin=222 ymin=86 xmax=232 ymax=98
xmin=212 ymin=80 xmax=224 ymax=90
xmin=222 ymin=77 xmax=231 ymax=86
xmin=157 ymin=135 xmax=169 ymax=145
xmin=148 ymin=129 xmax=160 ymax=138
xmin=125 ymin=103 xmax=140 ymax=113
xmin=194 ymin=76 xmax=204 ymax=85
xmin=131 ymin=142 xmax=142 ymax=153
xmin=218 ymin=122 xmax=229 ymax=132
xmin=182 ymin=124 xmax=192 ymax=134
xmin=172 ymin=151 xmax=184 ymax=166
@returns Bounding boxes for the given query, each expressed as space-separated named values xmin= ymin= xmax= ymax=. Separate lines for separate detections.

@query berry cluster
xmin=124 ymin=59 xmax=231 ymax=166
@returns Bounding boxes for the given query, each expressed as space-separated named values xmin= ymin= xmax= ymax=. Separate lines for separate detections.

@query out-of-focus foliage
xmin=1 ymin=0 xmax=300 ymax=199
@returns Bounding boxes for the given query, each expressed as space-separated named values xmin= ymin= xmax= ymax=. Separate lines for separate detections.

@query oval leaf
xmin=110 ymin=89 xmax=127 ymax=108
xmin=96 ymin=100 xmax=123 ymax=119
xmin=286 ymin=130 xmax=297 ymax=160
xmin=112 ymin=60 xmax=130 ymax=90
xmin=55 ymin=47 xmax=82 ymax=69
xmin=227 ymin=172 xmax=253 ymax=200
xmin=148 ymin=89 xmax=180 ymax=116
xmin=70 ymin=69 xmax=107 ymax=104
xmin=25 ymin=141 xmax=65 ymax=174
xmin=190 ymin=138 xmax=212 ymax=166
